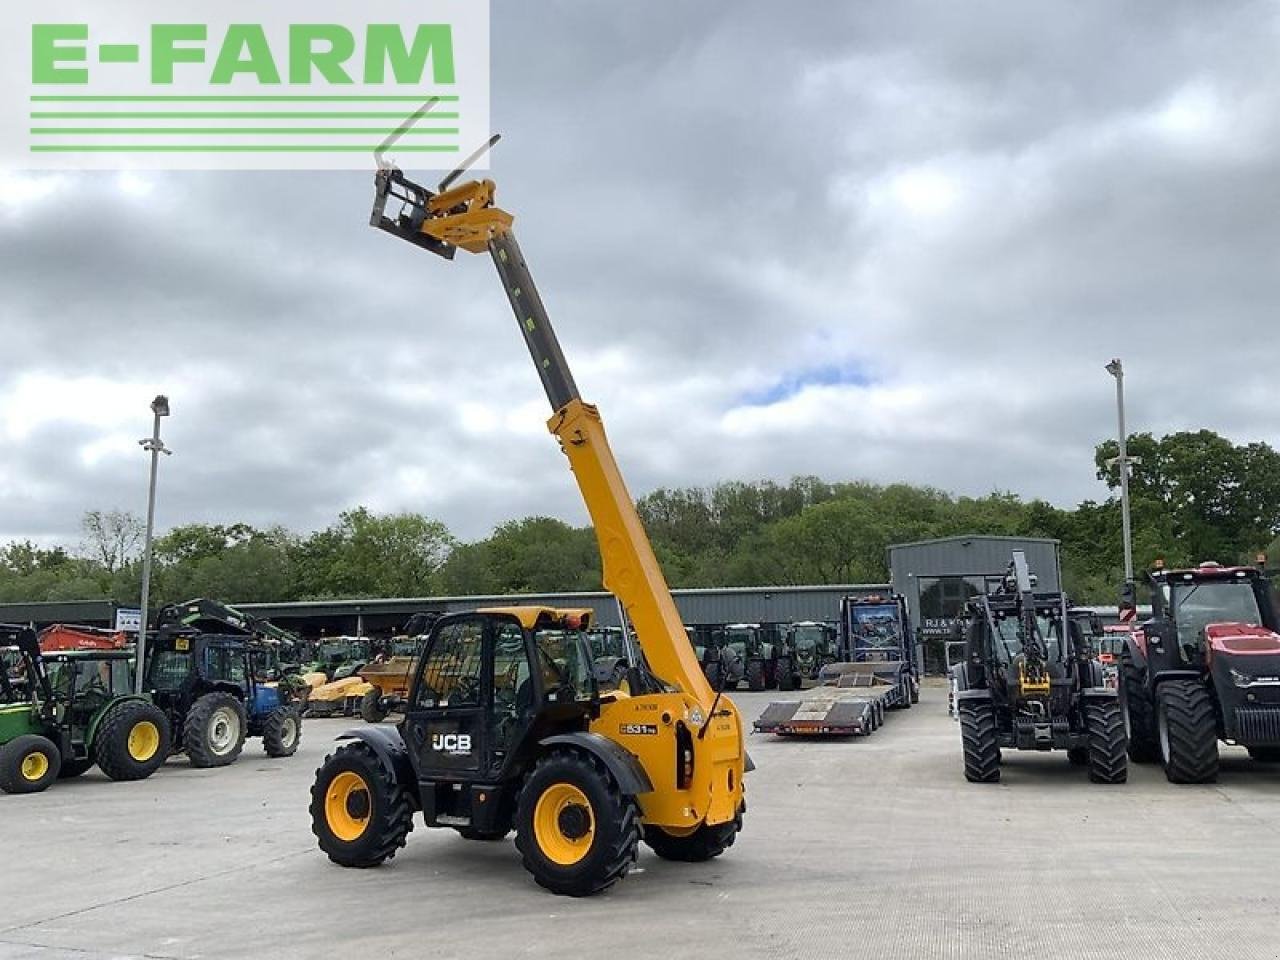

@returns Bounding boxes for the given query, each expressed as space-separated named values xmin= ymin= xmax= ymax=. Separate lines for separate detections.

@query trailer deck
xmin=754 ymin=664 xmax=901 ymax=736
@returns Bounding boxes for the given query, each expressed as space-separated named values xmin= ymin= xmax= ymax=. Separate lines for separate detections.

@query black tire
xmin=777 ymin=659 xmax=795 ymax=692
xmin=1120 ymin=648 xmax=1159 ymax=763
xmin=457 ymin=827 xmax=511 ymax=841
xmin=58 ymin=757 xmax=96 ymax=779
xmin=1084 ymin=699 xmax=1128 ymax=784
xmin=515 ymin=750 xmax=640 ymax=897
xmin=643 ymin=807 xmax=743 ymax=862
xmin=263 ymin=706 xmax=302 ymax=758
xmin=1248 ymin=746 xmax=1280 ymax=762
xmin=898 ymin=678 xmax=913 ymax=710
xmin=310 ymin=741 xmax=414 ymax=868
xmin=910 ymin=683 xmax=920 ymax=705
xmin=1067 ymin=747 xmax=1089 ymax=767
xmin=1157 ymin=680 xmax=1219 ymax=784
xmin=360 ymin=688 xmax=389 ymax=724
xmin=184 ymin=692 xmax=247 ymax=768
xmin=94 ymin=700 xmax=171 ymax=781
xmin=0 ymin=734 xmax=60 ymax=794
xmin=703 ymin=661 xmax=722 ymax=691
xmin=745 ymin=660 xmax=766 ymax=692
xmin=958 ymin=701 xmax=1000 ymax=783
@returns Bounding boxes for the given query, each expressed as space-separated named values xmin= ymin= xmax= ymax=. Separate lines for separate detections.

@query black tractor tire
xmin=0 ymin=734 xmax=60 ymax=794
xmin=958 ymin=701 xmax=1001 ymax=783
xmin=777 ymin=659 xmax=795 ymax=692
xmin=1120 ymin=648 xmax=1159 ymax=763
xmin=515 ymin=750 xmax=640 ymax=897
xmin=898 ymin=678 xmax=913 ymax=710
xmin=58 ymin=757 xmax=96 ymax=779
xmin=457 ymin=827 xmax=511 ymax=841
xmin=1084 ymin=699 xmax=1128 ymax=784
xmin=1248 ymin=746 xmax=1280 ymax=762
xmin=703 ymin=661 xmax=723 ymax=691
xmin=95 ymin=700 xmax=172 ymax=781
xmin=184 ymin=692 xmax=247 ymax=768
xmin=746 ymin=660 xmax=767 ymax=692
xmin=1157 ymin=680 xmax=1219 ymax=784
xmin=1067 ymin=747 xmax=1089 ymax=767
xmin=310 ymin=741 xmax=415 ymax=868
xmin=359 ymin=688 xmax=389 ymax=724
xmin=910 ymin=683 xmax=920 ymax=705
xmin=263 ymin=706 xmax=302 ymax=758
xmin=644 ymin=806 xmax=743 ymax=862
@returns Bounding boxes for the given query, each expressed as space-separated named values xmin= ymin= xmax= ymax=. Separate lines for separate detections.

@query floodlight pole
xmin=136 ymin=395 xmax=171 ymax=694
xmin=1105 ymin=360 xmax=1134 ymax=583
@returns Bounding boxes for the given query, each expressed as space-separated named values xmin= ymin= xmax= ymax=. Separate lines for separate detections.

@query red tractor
xmin=1121 ymin=560 xmax=1280 ymax=782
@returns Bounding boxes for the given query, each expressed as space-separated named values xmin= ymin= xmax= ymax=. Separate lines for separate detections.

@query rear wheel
xmin=958 ymin=701 xmax=1000 ymax=783
xmin=263 ymin=706 xmax=302 ymax=757
xmin=1120 ymin=649 xmax=1159 ymax=763
xmin=360 ymin=689 xmax=389 ymax=723
xmin=1248 ymin=746 xmax=1280 ymax=762
xmin=898 ymin=677 xmax=913 ymax=710
xmin=515 ymin=751 xmax=639 ymax=897
xmin=1157 ymin=680 xmax=1219 ymax=784
xmin=644 ymin=806 xmax=743 ymax=862
xmin=1084 ymin=699 xmax=1128 ymax=784
xmin=184 ymin=693 xmax=246 ymax=768
xmin=310 ymin=742 xmax=414 ymax=867
xmin=95 ymin=700 xmax=171 ymax=781
xmin=0 ymin=734 xmax=60 ymax=794
xmin=745 ymin=660 xmax=766 ymax=692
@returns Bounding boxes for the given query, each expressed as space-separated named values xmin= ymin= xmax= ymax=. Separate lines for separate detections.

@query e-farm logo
xmin=2 ymin=1 xmax=490 ymax=170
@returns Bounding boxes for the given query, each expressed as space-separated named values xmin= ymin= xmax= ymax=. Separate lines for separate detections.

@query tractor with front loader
xmin=1120 ymin=560 xmax=1280 ymax=782
xmin=308 ymin=149 xmax=749 ymax=897
xmin=0 ymin=623 xmax=170 ymax=794
xmin=951 ymin=551 xmax=1127 ymax=784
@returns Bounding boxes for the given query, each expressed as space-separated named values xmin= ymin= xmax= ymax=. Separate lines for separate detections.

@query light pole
xmin=136 ymin=395 xmax=171 ymax=693
xmin=1105 ymin=360 xmax=1136 ymax=586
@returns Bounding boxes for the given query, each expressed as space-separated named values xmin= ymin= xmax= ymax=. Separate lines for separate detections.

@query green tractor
xmin=776 ymin=621 xmax=839 ymax=691
xmin=724 ymin=623 xmax=781 ymax=691
xmin=0 ymin=623 xmax=171 ymax=794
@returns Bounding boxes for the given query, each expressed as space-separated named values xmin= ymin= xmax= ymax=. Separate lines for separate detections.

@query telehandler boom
xmin=308 ymin=155 xmax=748 ymax=896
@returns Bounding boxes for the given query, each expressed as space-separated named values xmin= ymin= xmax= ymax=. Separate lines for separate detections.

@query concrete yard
xmin=3 ymin=687 xmax=1280 ymax=960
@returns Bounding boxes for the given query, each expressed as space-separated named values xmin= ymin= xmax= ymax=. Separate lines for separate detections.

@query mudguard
xmin=85 ymin=694 xmax=154 ymax=748
xmin=951 ymin=662 xmax=992 ymax=700
xmin=539 ymin=731 xmax=654 ymax=795
xmin=336 ymin=725 xmax=417 ymax=793
xmin=1122 ymin=633 xmax=1149 ymax=669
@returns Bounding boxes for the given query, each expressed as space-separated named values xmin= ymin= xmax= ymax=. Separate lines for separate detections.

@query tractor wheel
xmin=777 ymin=659 xmax=795 ymax=692
xmin=184 ymin=693 xmax=247 ymax=768
xmin=95 ymin=700 xmax=171 ymax=781
xmin=703 ymin=661 xmax=723 ymax=691
xmin=1248 ymin=746 xmax=1280 ymax=762
xmin=910 ymin=683 xmax=920 ymax=705
xmin=0 ymin=734 xmax=60 ymax=794
xmin=360 ymin=688 xmax=389 ymax=724
xmin=958 ymin=701 xmax=1000 ymax=783
xmin=1157 ymin=680 xmax=1219 ymax=784
xmin=898 ymin=678 xmax=913 ymax=710
xmin=746 ymin=660 xmax=767 ymax=692
xmin=515 ymin=750 xmax=640 ymax=896
xmin=1120 ymin=648 xmax=1159 ymax=763
xmin=58 ymin=758 xmax=96 ymax=779
xmin=263 ymin=706 xmax=302 ymax=758
xmin=644 ymin=806 xmax=743 ymax=862
xmin=457 ymin=827 xmax=511 ymax=841
xmin=1067 ymin=748 xmax=1089 ymax=767
xmin=1084 ymin=699 xmax=1128 ymax=784
xmin=310 ymin=741 xmax=414 ymax=868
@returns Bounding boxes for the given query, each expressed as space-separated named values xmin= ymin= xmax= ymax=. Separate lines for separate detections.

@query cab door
xmin=405 ymin=616 xmax=490 ymax=778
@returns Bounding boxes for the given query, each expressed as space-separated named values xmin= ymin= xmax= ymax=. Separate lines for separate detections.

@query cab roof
xmin=475 ymin=606 xmax=593 ymax=630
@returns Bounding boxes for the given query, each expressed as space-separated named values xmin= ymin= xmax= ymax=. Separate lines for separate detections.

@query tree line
xmin=3 ymin=430 xmax=1279 ymax=610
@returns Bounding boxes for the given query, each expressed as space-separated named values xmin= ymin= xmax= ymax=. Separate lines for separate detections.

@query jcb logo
xmin=431 ymin=733 xmax=471 ymax=754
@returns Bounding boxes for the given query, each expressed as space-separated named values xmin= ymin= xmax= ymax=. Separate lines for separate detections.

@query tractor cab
xmin=43 ymin=650 xmax=136 ymax=729
xmin=1148 ymin=563 xmax=1280 ymax=664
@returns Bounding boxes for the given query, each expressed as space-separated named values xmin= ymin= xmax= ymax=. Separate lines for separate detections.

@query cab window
xmin=415 ymin=619 xmax=484 ymax=709
xmin=532 ymin=629 xmax=594 ymax=703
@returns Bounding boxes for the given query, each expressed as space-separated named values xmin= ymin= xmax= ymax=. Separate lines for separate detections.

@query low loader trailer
xmin=753 ymin=663 xmax=904 ymax=737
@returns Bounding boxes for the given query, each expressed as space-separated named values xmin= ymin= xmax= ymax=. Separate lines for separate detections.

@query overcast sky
xmin=3 ymin=1 xmax=1279 ymax=548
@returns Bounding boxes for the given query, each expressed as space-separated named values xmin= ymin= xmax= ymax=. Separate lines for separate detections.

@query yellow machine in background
xmin=308 ymin=150 xmax=748 ymax=896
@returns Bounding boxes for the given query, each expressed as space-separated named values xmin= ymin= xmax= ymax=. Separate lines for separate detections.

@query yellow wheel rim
xmin=325 ymin=771 xmax=371 ymax=842
xmin=533 ymin=782 xmax=595 ymax=866
xmin=21 ymin=751 xmax=49 ymax=781
xmin=128 ymin=721 xmax=161 ymax=761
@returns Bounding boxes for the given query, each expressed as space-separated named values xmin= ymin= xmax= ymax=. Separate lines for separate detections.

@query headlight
xmin=1231 ymin=669 xmax=1254 ymax=688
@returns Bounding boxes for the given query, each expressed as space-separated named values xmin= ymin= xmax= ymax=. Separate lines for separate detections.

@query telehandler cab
xmin=309 ymin=148 xmax=749 ymax=896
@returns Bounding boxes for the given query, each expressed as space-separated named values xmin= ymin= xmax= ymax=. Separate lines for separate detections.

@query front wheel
xmin=515 ymin=751 xmax=639 ymax=897
xmin=0 ymin=734 xmax=60 ymax=794
xmin=1157 ymin=680 xmax=1219 ymax=784
xmin=184 ymin=693 xmax=246 ymax=768
xmin=703 ymin=661 xmax=723 ymax=691
xmin=95 ymin=700 xmax=171 ymax=781
xmin=1120 ymin=649 xmax=1159 ymax=763
xmin=776 ymin=658 xmax=795 ymax=691
xmin=310 ymin=742 xmax=415 ymax=868
xmin=360 ymin=688 xmax=389 ymax=724
xmin=263 ymin=706 xmax=302 ymax=757
xmin=745 ymin=660 xmax=767 ymax=692
xmin=958 ymin=701 xmax=1000 ymax=783
xmin=644 ymin=807 xmax=743 ymax=862
xmin=1084 ymin=698 xmax=1128 ymax=784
